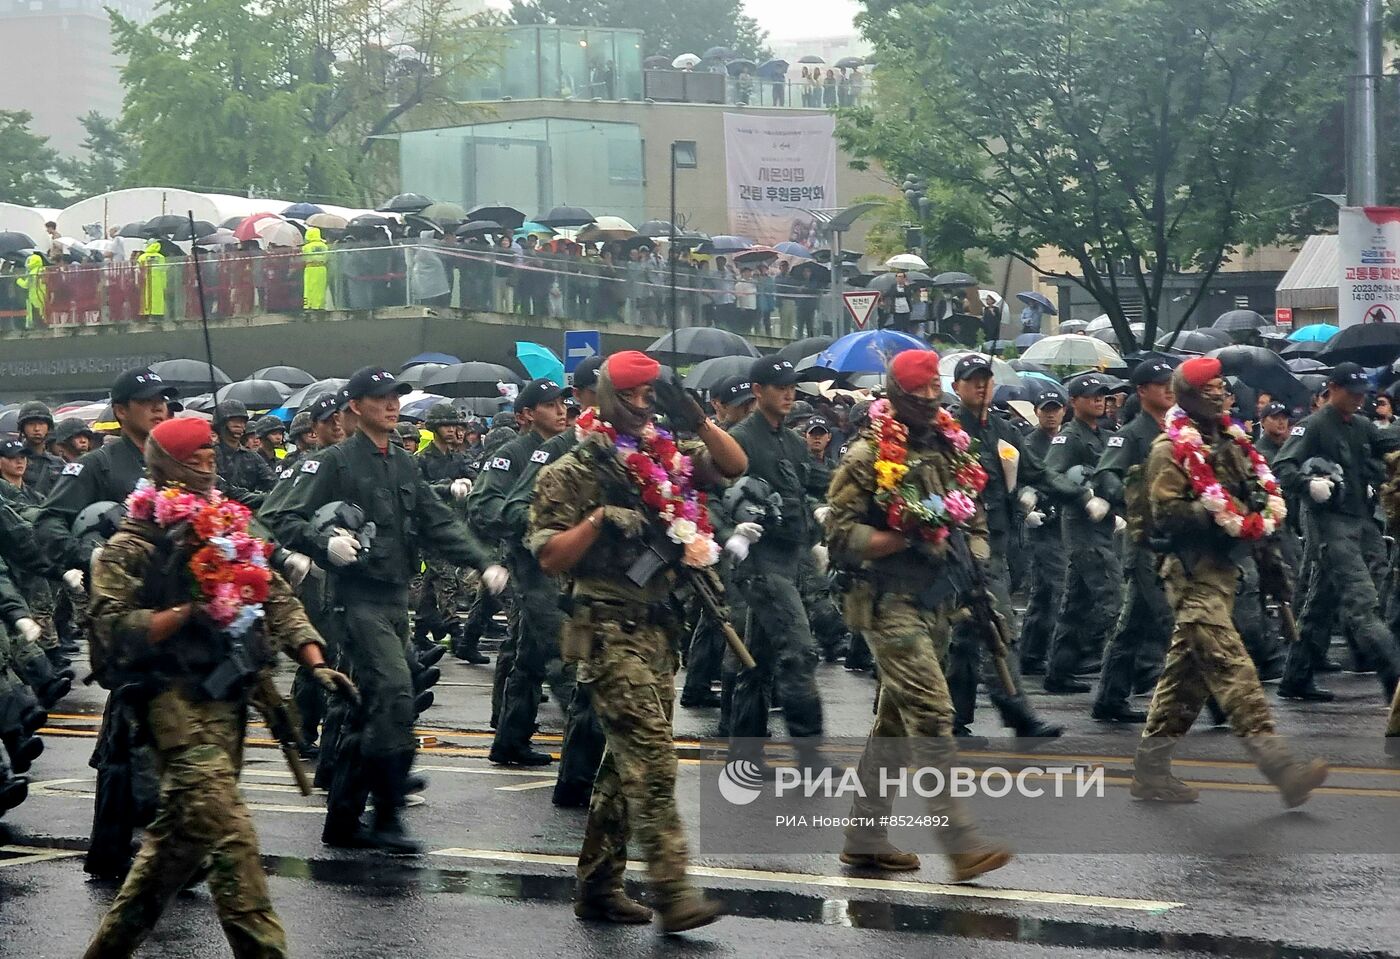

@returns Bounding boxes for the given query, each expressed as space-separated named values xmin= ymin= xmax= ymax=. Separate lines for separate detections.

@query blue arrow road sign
xmin=564 ymin=329 xmax=601 ymax=374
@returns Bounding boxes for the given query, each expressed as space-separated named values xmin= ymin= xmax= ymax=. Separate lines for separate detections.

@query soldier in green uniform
xmin=1043 ymin=373 xmax=1119 ymax=693
xmin=252 ymin=415 xmax=286 ymax=472
xmin=263 ymin=366 xmax=506 ymax=853
xmin=1091 ymin=356 xmax=1176 ymax=722
xmin=214 ymin=400 xmax=276 ymax=506
xmin=16 ymin=401 xmax=63 ymax=496
xmin=1019 ymin=390 xmax=1066 ymax=674
xmin=80 ymin=416 xmax=357 ymax=959
xmin=823 ymin=349 xmax=1012 ymax=881
xmin=529 ymin=350 xmax=746 ymax=932
xmin=1131 ymin=357 xmax=1327 ymax=806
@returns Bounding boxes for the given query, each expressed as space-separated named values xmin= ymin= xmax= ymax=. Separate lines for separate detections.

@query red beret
xmin=1178 ymin=357 xmax=1223 ymax=390
xmin=606 ymin=350 xmax=661 ymax=391
xmin=890 ymin=349 xmax=941 ymax=392
xmin=150 ymin=417 xmax=214 ymax=463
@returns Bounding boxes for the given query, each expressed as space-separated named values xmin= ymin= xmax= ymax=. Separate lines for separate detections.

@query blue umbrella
xmin=1020 ymin=370 xmax=1062 ymax=388
xmin=817 ymin=329 xmax=927 ymax=373
xmin=401 ymin=394 xmax=450 ymax=420
xmin=403 ymin=352 xmax=461 ymax=369
xmin=697 ymin=235 xmax=755 ymax=254
xmin=757 ymin=58 xmax=790 ymax=79
xmin=1287 ymin=323 xmax=1339 ymax=343
xmin=515 ymin=221 xmax=555 ymax=239
xmin=282 ymin=202 xmax=324 ymax=220
xmin=515 ymin=341 xmax=565 ymax=385
xmin=1015 ymin=332 xmax=1044 ymax=348
xmin=1015 ymin=291 xmax=1057 ymax=315
xmin=774 ymin=241 xmax=811 ymax=257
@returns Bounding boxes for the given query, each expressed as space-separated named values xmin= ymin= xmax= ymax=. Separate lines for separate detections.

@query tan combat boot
xmin=1246 ymin=735 xmax=1329 ymax=809
xmin=655 ymin=880 xmax=723 ymax=934
xmin=947 ymin=839 xmax=1013 ymax=883
xmin=839 ymin=840 xmax=921 ymax=872
xmin=1130 ymin=737 xmax=1200 ymax=803
xmin=574 ymin=883 xmax=654 ymax=924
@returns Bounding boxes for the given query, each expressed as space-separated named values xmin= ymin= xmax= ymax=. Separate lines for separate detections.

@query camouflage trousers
xmin=576 ymin=614 xmax=688 ymax=892
xmin=413 ymin=562 xmax=467 ymax=638
xmin=83 ymin=694 xmax=286 ymax=959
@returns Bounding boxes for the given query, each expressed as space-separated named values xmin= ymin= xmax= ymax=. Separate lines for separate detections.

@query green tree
xmin=55 ymin=113 xmax=137 ymax=200
xmin=509 ymin=0 xmax=767 ymax=60
xmin=842 ymin=0 xmax=1350 ymax=351
xmin=0 ymin=110 xmax=64 ymax=207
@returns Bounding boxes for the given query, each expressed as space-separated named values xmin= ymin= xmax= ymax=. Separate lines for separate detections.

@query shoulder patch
xmin=299 ymin=460 xmax=321 ymax=474
xmin=278 ymin=468 xmax=294 ymax=480
xmin=1106 ymin=436 xmax=1125 ymax=448
xmin=530 ymin=449 xmax=550 ymax=464
xmin=1051 ymin=434 xmax=1069 ymax=445
xmin=1290 ymin=425 xmax=1306 ymax=436
xmin=491 ymin=457 xmax=511 ymax=471
xmin=61 ymin=462 xmax=83 ymax=476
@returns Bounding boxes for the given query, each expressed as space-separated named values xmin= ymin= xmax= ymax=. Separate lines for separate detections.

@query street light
xmin=669 ymin=140 xmax=698 ymax=369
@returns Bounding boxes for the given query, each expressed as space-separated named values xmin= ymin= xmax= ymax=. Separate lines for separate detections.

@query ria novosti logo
xmin=717 ymin=759 xmax=766 ymax=805
xmin=716 ymin=762 xmax=1104 ymax=805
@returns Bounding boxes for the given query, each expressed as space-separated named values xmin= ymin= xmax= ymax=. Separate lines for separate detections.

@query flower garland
xmin=1164 ymin=405 xmax=1287 ymax=540
xmin=869 ymin=399 xmax=988 ymax=544
xmin=575 ymin=409 xmax=721 ymax=567
xmin=125 ymin=479 xmax=275 ymax=635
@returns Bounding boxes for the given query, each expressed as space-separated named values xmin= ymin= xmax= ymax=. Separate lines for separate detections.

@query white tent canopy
xmin=54 ymin=188 xmax=387 ymax=238
xmin=0 ymin=203 xmax=60 ymax=241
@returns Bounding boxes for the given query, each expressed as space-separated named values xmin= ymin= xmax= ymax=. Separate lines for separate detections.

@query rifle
xmin=687 ymin=564 xmax=757 ymax=670
xmin=948 ymin=528 xmax=1017 ymax=696
xmin=1255 ymin=545 xmax=1300 ymax=645
xmin=251 ymin=671 xmax=314 ymax=797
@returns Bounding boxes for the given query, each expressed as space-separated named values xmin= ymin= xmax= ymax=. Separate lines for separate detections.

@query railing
xmin=0 ymin=242 xmax=843 ymax=338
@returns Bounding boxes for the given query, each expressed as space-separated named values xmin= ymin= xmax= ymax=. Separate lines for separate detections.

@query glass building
xmin=453 ymin=25 xmax=644 ymax=102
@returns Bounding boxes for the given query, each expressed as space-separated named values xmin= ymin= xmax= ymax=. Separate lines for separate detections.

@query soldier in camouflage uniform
xmin=528 ymin=351 xmax=746 ymax=933
xmin=1131 ymin=357 xmax=1327 ymax=807
xmin=81 ymin=416 xmax=357 ymax=959
xmin=823 ymin=350 xmax=1011 ymax=881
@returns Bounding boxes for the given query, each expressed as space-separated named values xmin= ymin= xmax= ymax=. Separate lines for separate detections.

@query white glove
xmin=482 ymin=564 xmax=509 ymax=595
xmin=1024 ymin=510 xmax=1045 ymax=529
xmin=1084 ymin=496 xmax=1110 ymax=523
xmin=89 ymin=545 xmax=104 ymax=572
xmin=450 ymin=478 xmax=473 ymax=501
xmin=1114 ymin=515 xmax=1127 ymax=534
xmin=1017 ymin=488 xmax=1038 ymax=512
xmin=810 ymin=543 xmax=829 ymax=575
xmin=326 ymin=534 xmax=362 ymax=567
xmin=61 ymin=569 xmax=86 ymax=596
xmin=1308 ymin=478 xmax=1333 ymax=504
xmin=724 ymin=534 xmax=751 ymax=562
xmin=281 ymin=551 xmax=312 ymax=588
xmin=733 ymin=521 xmax=764 ymax=543
xmin=813 ymin=505 xmax=833 ymax=525
xmin=15 ymin=617 xmax=41 ymax=644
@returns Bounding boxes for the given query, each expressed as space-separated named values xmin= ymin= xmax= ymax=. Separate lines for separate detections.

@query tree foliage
xmin=0 ymin=110 xmax=64 ymax=207
xmin=55 ymin=113 xmax=137 ymax=201
xmin=841 ymin=0 xmax=1350 ymax=350
xmin=509 ymin=0 xmax=767 ymax=60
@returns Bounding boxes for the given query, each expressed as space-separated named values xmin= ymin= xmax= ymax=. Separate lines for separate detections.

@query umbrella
xmin=404 ymin=213 xmax=446 ymax=239
xmin=683 ymin=355 xmax=759 ymax=391
xmin=757 ymin=59 xmax=790 ymax=78
xmin=1208 ymin=345 xmax=1308 ymax=407
xmin=170 ymin=219 xmax=216 ymax=241
xmin=1287 ymin=323 xmax=1340 ymax=343
xmin=734 ymin=247 xmax=780 ymax=265
xmin=259 ymin=221 xmax=304 ymax=248
xmin=400 ymin=393 xmax=451 ymax=420
xmin=404 ymin=351 xmax=461 ymax=368
xmin=1212 ymin=309 xmax=1269 ymax=333
xmin=467 ymin=205 xmax=527 ymax=231
xmin=864 ymin=271 xmax=932 ymax=295
xmin=643 ymin=55 xmax=671 ymax=69
xmin=143 ymin=214 xmax=188 ymax=236
xmin=635 ymin=219 xmax=675 ymax=238
xmin=306 ymin=212 xmax=348 ymax=230
xmin=0 ymin=231 xmax=36 ymax=255
xmin=455 ymin=220 xmax=503 ymax=238
xmin=424 ymin=362 xmax=525 ymax=398
xmin=232 ymin=213 xmax=286 ymax=243
xmin=776 ymin=335 xmax=836 ymax=363
xmin=1279 ymin=339 xmax=1327 ymax=359
xmin=726 ymin=59 xmax=758 ymax=76
xmin=884 ymin=253 xmax=928 ymax=271
xmin=647 ymin=327 xmax=760 ymax=361
xmin=798 ymin=55 xmax=825 ymax=64
xmin=397 ymin=363 xmax=449 ymax=387
xmin=148 ymin=359 xmax=231 ymax=390
xmin=249 ymin=366 xmax=316 ymax=388
xmin=1090 ymin=322 xmax=1146 ymax=348
xmin=536 ymin=205 xmax=595 ymax=227
xmin=939 ymin=351 xmax=1024 ymax=391
xmin=1015 ymin=291 xmax=1057 ymax=315
xmin=984 ymin=339 xmax=1016 ymax=354
xmin=214 ymin=379 xmax=293 ymax=411
xmin=702 ymin=46 xmax=735 ymax=61
xmin=451 ymin=395 xmax=513 ymax=417
xmin=930 ymin=271 xmax=977 ymax=289
xmin=1020 ymin=334 xmax=1124 ymax=369
xmin=1015 ymin=333 xmax=1044 ymax=348
xmin=577 ymin=216 xmax=637 ymax=243
xmin=835 ymin=56 xmax=864 ymax=69
xmin=672 ymin=53 xmax=701 ymax=69
xmin=668 ymin=231 xmax=711 ymax=249
xmin=1155 ymin=328 xmax=1231 ymax=353
xmin=1059 ymin=319 xmax=1088 ymax=334
xmin=196 ymin=228 xmax=238 ymax=248
xmin=696 ymin=235 xmax=755 ymax=255
xmin=282 ymin=203 xmax=324 ymax=220
xmin=515 ymin=221 xmax=555 ymax=239
xmin=515 ymin=342 xmax=565 ymax=384
xmin=1084 ymin=314 xmax=1114 ymax=333
xmin=818 ymin=329 xmax=927 ymax=373
xmin=419 ymin=201 xmax=468 ymax=226
xmin=280 ymin=378 xmax=347 ymax=411
xmin=1286 ymin=358 xmax=1331 ymax=373
xmin=1316 ymin=323 xmax=1400 ymax=367
xmin=774 ymin=241 xmax=811 ymax=258
xmin=790 ymin=261 xmax=831 ymax=283
xmin=377 ymin=193 xmax=433 ymax=214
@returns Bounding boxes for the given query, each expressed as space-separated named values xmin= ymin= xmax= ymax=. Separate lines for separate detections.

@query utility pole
xmin=1348 ymin=0 xmax=1384 ymax=206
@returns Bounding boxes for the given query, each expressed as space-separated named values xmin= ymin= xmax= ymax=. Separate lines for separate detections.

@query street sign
xmin=1275 ymin=307 xmax=1293 ymax=326
xmin=563 ymin=329 xmax=600 ymax=374
xmin=842 ymin=291 xmax=880 ymax=330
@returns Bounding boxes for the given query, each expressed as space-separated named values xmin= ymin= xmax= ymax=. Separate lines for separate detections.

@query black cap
xmin=573 ymin=355 xmax=604 ymax=391
xmin=751 ymin=357 xmax=800 ymax=387
xmin=0 ymin=439 xmax=24 ymax=459
xmin=514 ymin=377 xmax=567 ymax=411
xmin=1260 ymin=402 xmax=1290 ymax=419
xmin=308 ymin=392 xmax=346 ymax=422
xmin=1328 ymin=362 xmax=1370 ymax=394
xmin=717 ymin=375 xmax=756 ymax=407
xmin=111 ymin=368 xmax=180 ymax=405
xmin=1033 ymin=389 xmax=1065 ymax=410
xmin=1130 ymin=358 xmax=1174 ymax=387
xmin=345 ymin=366 xmax=412 ymax=400
xmin=952 ymin=354 xmax=993 ymax=381
xmin=1067 ymin=374 xmax=1111 ymax=398
xmin=805 ymin=416 xmax=831 ymax=434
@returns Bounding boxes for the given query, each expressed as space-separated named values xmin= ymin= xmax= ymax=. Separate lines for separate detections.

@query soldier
xmin=213 ymin=400 xmax=276 ymax=505
xmin=285 ymin=411 xmax=316 ymax=465
xmin=1091 ymin=356 xmax=1176 ymax=722
xmin=50 ymin=417 xmax=98 ymax=464
xmin=823 ymin=349 xmax=1012 ymax=880
xmin=1131 ymin=357 xmax=1327 ymax=806
xmin=80 ymin=416 xmax=357 ymax=959
xmin=1274 ymin=363 xmax=1400 ymax=703
xmin=709 ymin=374 xmax=756 ymax=428
xmin=804 ymin=416 xmax=838 ymax=467
xmin=529 ymin=350 xmax=745 ymax=932
xmin=16 ymin=401 xmax=63 ymax=496
xmin=252 ymin=415 xmax=287 ymax=470
xmin=1019 ymin=390 xmax=1066 ymax=674
xmin=394 ymin=421 xmax=421 ymax=452
xmin=263 ymin=366 xmax=506 ymax=853
xmin=726 ymin=357 xmax=829 ymax=769
xmin=1043 ymin=373 xmax=1118 ymax=693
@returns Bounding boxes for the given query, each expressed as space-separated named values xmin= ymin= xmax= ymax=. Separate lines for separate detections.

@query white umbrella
xmin=577 ymin=216 xmax=638 ymax=243
xmin=1084 ymin=314 xmax=1113 ymax=333
xmin=1020 ymin=334 xmax=1125 ymax=369
xmin=259 ymin=220 xmax=303 ymax=248
xmin=937 ymin=351 xmax=1024 ymax=392
xmin=884 ymin=253 xmax=928 ymax=271
xmin=673 ymin=53 xmax=701 ymax=69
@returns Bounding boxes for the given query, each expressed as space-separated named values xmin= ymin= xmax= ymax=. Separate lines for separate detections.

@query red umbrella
xmin=232 ymin=212 xmax=286 ymax=243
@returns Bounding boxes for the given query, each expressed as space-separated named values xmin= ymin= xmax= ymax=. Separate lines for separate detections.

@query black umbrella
xmin=1 ymin=248 xmax=46 ymax=266
xmin=535 ymin=205 xmax=595 ymax=227
xmin=865 ymin=271 xmax=932 ymax=295
xmin=171 ymin=219 xmax=218 ymax=241
xmin=683 ymin=355 xmax=758 ymax=391
xmin=418 ymin=202 xmax=467 ymax=227
xmin=798 ymin=55 xmax=825 ymax=64
xmin=1155 ymin=328 xmax=1231 ymax=353
xmin=1285 ymin=358 xmax=1331 ymax=373
xmin=1316 ymin=322 xmax=1400 ymax=366
xmin=1279 ymin=339 xmax=1327 ymax=359
xmin=214 ymin=379 xmax=294 ymax=411
xmin=349 ymin=213 xmax=394 ymax=228
xmin=455 ymin=219 xmax=503 ymax=237
xmin=930 ymin=271 xmax=977 ymax=289
xmin=403 ymin=213 xmax=446 ymax=238
xmin=646 ymin=327 xmax=760 ymax=361
xmin=377 ymin=192 xmax=433 ymax=214
xmin=789 ymin=261 xmax=831 ymax=284
xmin=1208 ymin=345 xmax=1308 ymax=407
xmin=635 ymin=220 xmax=675 ymax=237
xmin=450 ymin=395 xmax=512 ymax=417
xmin=397 ymin=362 xmax=449 ymax=387
xmin=117 ymin=222 xmax=148 ymax=239
xmin=149 ymin=359 xmax=232 ymax=390
xmin=757 ymin=59 xmax=789 ymax=79
xmin=643 ymin=54 xmax=671 ymax=69
xmin=702 ymin=46 xmax=735 ymax=61
xmin=283 ymin=378 xmax=348 ymax=410
xmin=776 ymin=335 xmax=836 ymax=363
xmin=726 ymin=59 xmax=758 ymax=76
xmin=834 ymin=56 xmax=864 ymax=69
xmin=424 ymin=362 xmax=525 ymax=398
xmin=249 ymin=366 xmax=317 ymax=388
xmin=0 ymin=231 xmax=37 ymax=255
xmin=466 ymin=205 xmax=526 ymax=231
xmin=143 ymin=214 xmax=188 ymax=237
xmin=1211 ymin=309 xmax=1269 ymax=332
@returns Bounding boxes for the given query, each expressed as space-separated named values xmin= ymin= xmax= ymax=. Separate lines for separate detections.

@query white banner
xmin=723 ymin=112 xmax=837 ymax=248
xmin=1339 ymin=206 xmax=1400 ymax=327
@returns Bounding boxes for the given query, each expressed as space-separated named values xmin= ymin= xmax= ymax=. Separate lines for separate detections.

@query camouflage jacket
xmin=1144 ymin=428 xmax=1257 ymax=555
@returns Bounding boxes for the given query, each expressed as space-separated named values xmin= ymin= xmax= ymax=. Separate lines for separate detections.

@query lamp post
xmin=669 ymin=140 xmax=698 ymax=369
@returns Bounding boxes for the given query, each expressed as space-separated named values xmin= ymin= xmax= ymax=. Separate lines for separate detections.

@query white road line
xmin=428 ymin=848 xmax=1183 ymax=913
xmin=493 ymin=780 xmax=557 ymax=792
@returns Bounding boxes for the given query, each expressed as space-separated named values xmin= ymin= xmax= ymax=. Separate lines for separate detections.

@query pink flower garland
xmin=1164 ymin=406 xmax=1287 ymax=540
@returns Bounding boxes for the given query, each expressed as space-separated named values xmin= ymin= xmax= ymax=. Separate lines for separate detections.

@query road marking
xmin=428 ymin=848 xmax=1183 ymax=913
xmin=494 ymin=780 xmax=557 ymax=792
xmin=0 ymin=845 xmax=84 ymax=869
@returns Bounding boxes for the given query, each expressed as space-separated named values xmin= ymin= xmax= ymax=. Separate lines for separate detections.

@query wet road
xmin=2 ymin=643 xmax=1398 ymax=958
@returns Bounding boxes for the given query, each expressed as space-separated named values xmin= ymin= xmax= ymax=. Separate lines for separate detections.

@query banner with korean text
xmin=1339 ymin=206 xmax=1400 ymax=326
xmin=723 ymin=113 xmax=837 ymax=248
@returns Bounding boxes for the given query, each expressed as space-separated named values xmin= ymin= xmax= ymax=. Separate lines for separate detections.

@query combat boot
xmin=363 ymin=753 xmax=423 ymax=854
xmin=418 ymin=644 xmax=446 ymax=669
xmin=412 ymin=665 xmax=441 ymax=694
xmin=451 ymin=622 xmax=490 ymax=665
xmin=1130 ymin=737 xmax=1199 ymax=803
xmin=574 ymin=884 xmax=653 ymax=924
xmin=948 ymin=841 xmax=1013 ymax=883
xmin=0 ymin=747 xmax=29 ymax=814
xmin=655 ymin=880 xmax=723 ymax=934
xmin=839 ymin=842 xmax=920 ymax=872
xmin=1247 ymin=736 xmax=1328 ymax=809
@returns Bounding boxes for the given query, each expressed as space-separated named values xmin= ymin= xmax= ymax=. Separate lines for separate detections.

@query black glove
xmin=653 ymin=378 xmax=706 ymax=434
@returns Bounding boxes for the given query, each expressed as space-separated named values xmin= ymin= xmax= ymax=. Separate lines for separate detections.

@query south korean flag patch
xmin=300 ymin=460 xmax=321 ymax=474
xmin=1051 ymin=434 xmax=1069 ymax=445
xmin=62 ymin=462 xmax=84 ymax=476
xmin=1106 ymin=436 xmax=1125 ymax=448
xmin=530 ymin=449 xmax=550 ymax=464
xmin=1290 ymin=426 xmax=1306 ymax=436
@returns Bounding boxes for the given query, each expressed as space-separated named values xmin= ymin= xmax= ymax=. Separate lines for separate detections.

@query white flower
xmin=667 ymin=517 xmax=699 ymax=544
xmin=1200 ymin=486 xmax=1228 ymax=513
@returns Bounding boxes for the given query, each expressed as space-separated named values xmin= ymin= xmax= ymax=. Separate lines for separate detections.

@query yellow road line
xmin=0 ymin=845 xmax=84 ymax=869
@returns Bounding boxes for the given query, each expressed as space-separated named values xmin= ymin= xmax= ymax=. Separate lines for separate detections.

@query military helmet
xmin=253 ymin=414 xmax=286 ymax=437
xmin=785 ymin=400 xmax=815 ymax=427
xmin=311 ymin=500 xmax=375 ymax=558
xmin=489 ymin=411 xmax=516 ymax=430
xmin=395 ymin=421 xmax=421 ymax=446
xmin=72 ymin=500 xmax=124 ymax=541
xmin=483 ymin=426 xmax=517 ymax=452
xmin=215 ymin=399 xmax=250 ymax=423
xmin=51 ymin=417 xmax=96 ymax=447
xmin=288 ymin=411 xmax=314 ymax=438
xmin=16 ymin=401 xmax=53 ymax=428
xmin=425 ymin=403 xmax=467 ymax=430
